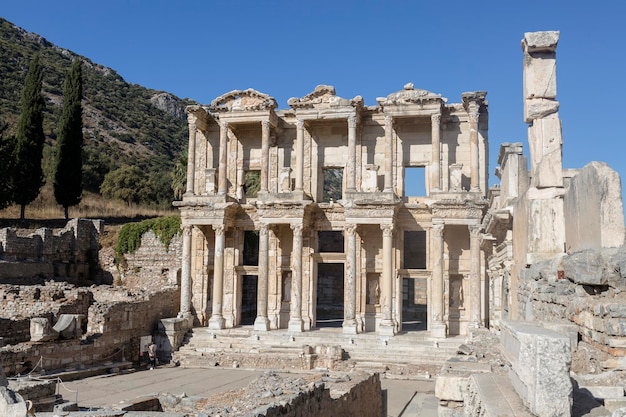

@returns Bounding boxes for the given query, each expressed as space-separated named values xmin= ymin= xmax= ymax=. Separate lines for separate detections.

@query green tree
xmin=171 ymin=150 xmax=187 ymax=200
xmin=100 ymin=165 xmax=149 ymax=206
xmin=13 ymin=54 xmax=45 ymax=220
xmin=0 ymin=122 xmax=15 ymax=209
xmin=54 ymin=58 xmax=84 ymax=219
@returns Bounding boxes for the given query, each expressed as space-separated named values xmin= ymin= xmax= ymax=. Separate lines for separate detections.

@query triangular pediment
xmin=210 ymin=89 xmax=277 ymax=112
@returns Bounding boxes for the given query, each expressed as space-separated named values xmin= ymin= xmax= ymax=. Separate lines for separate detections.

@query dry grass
xmin=0 ymin=186 xmax=177 ymax=229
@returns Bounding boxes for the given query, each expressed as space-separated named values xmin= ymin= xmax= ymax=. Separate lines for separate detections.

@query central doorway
xmin=241 ymin=275 xmax=258 ymax=325
xmin=402 ymin=277 xmax=427 ymax=331
xmin=316 ymin=263 xmax=344 ymax=328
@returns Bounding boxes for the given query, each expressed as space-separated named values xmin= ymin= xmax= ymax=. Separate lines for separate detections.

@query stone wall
xmin=0 ymin=286 xmax=179 ymax=376
xmin=0 ymin=219 xmax=103 ymax=284
xmin=114 ymin=231 xmax=182 ymax=289
xmin=517 ymin=248 xmax=626 ymax=356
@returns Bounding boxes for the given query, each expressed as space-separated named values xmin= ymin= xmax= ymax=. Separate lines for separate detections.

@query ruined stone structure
xmin=175 ymin=83 xmax=489 ymax=338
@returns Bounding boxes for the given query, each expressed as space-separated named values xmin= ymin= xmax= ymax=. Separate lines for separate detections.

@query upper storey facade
xmin=179 ymin=84 xmax=488 ymax=208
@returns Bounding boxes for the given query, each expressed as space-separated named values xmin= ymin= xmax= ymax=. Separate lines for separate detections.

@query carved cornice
xmin=376 ymin=83 xmax=446 ymax=108
xmin=210 ymin=89 xmax=278 ymax=112
xmin=288 ymin=85 xmax=364 ymax=111
xmin=431 ymin=199 xmax=487 ymax=220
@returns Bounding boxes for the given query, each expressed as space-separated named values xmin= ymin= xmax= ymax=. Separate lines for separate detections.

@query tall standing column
xmin=379 ymin=224 xmax=395 ymax=335
xmin=295 ymin=119 xmax=305 ymax=193
xmin=383 ymin=115 xmax=394 ymax=193
xmin=218 ymin=121 xmax=229 ymax=195
xmin=347 ymin=115 xmax=357 ymax=192
xmin=468 ymin=103 xmax=480 ymax=192
xmin=430 ymin=223 xmax=447 ymax=338
xmin=431 ymin=113 xmax=441 ymax=192
xmin=288 ymin=224 xmax=304 ymax=332
xmin=185 ymin=116 xmax=197 ymax=195
xmin=179 ymin=225 xmax=193 ymax=320
xmin=260 ymin=120 xmax=270 ymax=193
xmin=469 ymin=224 xmax=482 ymax=328
xmin=254 ymin=223 xmax=270 ymax=331
xmin=343 ymin=224 xmax=358 ymax=334
xmin=208 ymin=225 xmax=226 ymax=329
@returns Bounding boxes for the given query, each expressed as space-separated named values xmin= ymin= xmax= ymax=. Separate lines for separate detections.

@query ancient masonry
xmin=175 ymin=81 xmax=490 ymax=338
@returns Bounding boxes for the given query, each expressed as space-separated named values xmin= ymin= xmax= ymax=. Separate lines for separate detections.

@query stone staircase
xmin=172 ymin=326 xmax=464 ymax=372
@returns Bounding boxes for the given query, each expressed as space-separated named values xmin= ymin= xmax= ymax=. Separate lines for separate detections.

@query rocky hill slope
xmin=0 ymin=17 xmax=195 ymax=206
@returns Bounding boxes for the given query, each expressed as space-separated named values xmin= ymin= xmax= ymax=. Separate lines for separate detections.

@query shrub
xmin=114 ymin=215 xmax=181 ymax=264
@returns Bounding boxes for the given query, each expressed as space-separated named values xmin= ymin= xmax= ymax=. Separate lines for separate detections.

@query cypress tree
xmin=14 ymin=54 xmax=45 ymax=221
xmin=54 ymin=58 xmax=83 ymax=219
xmin=0 ymin=122 xmax=15 ymax=209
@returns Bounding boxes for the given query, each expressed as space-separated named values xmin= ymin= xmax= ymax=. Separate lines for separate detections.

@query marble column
xmin=208 ymin=225 xmax=226 ymax=329
xmin=185 ymin=116 xmax=197 ymax=195
xmin=384 ymin=115 xmax=394 ymax=193
xmin=288 ymin=224 xmax=304 ymax=332
xmin=430 ymin=223 xmax=447 ymax=338
xmin=218 ymin=121 xmax=229 ymax=195
xmin=469 ymin=224 xmax=482 ymax=328
xmin=379 ymin=224 xmax=396 ymax=335
xmin=260 ymin=120 xmax=270 ymax=193
xmin=295 ymin=119 xmax=305 ymax=193
xmin=467 ymin=102 xmax=480 ymax=192
xmin=254 ymin=223 xmax=270 ymax=331
xmin=179 ymin=225 xmax=192 ymax=319
xmin=347 ymin=115 xmax=357 ymax=192
xmin=343 ymin=224 xmax=358 ymax=334
xmin=431 ymin=113 xmax=441 ymax=192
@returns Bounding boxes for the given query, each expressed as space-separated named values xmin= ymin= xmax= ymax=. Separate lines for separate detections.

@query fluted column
xmin=288 ymin=224 xmax=304 ymax=332
xmin=384 ymin=115 xmax=394 ymax=193
xmin=469 ymin=224 xmax=482 ymax=327
xmin=185 ymin=116 xmax=197 ymax=195
xmin=430 ymin=223 xmax=447 ymax=338
xmin=379 ymin=224 xmax=395 ymax=335
xmin=343 ymin=224 xmax=358 ymax=334
xmin=208 ymin=225 xmax=226 ymax=329
xmin=260 ymin=120 xmax=270 ymax=193
xmin=347 ymin=115 xmax=357 ymax=192
xmin=468 ymin=103 xmax=480 ymax=192
xmin=218 ymin=121 xmax=229 ymax=195
xmin=254 ymin=224 xmax=270 ymax=331
xmin=295 ymin=119 xmax=305 ymax=193
xmin=179 ymin=225 xmax=193 ymax=319
xmin=431 ymin=113 xmax=441 ymax=192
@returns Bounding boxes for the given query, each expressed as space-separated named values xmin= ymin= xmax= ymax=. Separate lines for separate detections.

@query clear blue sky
xmin=3 ymin=1 xmax=626 ymax=202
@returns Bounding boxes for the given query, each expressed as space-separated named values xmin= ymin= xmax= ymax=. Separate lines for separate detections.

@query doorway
xmin=402 ymin=278 xmax=427 ymax=331
xmin=241 ymin=275 xmax=258 ymax=325
xmin=316 ymin=263 xmax=344 ymax=328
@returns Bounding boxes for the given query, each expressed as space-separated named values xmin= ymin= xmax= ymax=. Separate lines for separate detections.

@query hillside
xmin=0 ymin=17 xmax=195 ymax=207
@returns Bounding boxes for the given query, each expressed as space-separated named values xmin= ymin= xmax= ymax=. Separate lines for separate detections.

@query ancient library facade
xmin=175 ymin=83 xmax=489 ymax=338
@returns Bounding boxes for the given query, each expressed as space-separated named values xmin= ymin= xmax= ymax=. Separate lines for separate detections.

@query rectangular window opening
xmin=318 ymin=231 xmax=344 ymax=253
xmin=322 ymin=168 xmax=343 ymax=202
xmin=243 ymin=230 xmax=259 ymax=266
xmin=404 ymin=166 xmax=426 ymax=197
xmin=244 ymin=170 xmax=260 ymax=198
xmin=404 ymin=230 xmax=426 ymax=269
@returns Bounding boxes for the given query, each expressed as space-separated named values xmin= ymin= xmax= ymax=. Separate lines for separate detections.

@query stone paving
xmin=59 ymin=366 xmax=438 ymax=416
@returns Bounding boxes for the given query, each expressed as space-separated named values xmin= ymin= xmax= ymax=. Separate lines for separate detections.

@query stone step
xmin=466 ymin=374 xmax=534 ymax=416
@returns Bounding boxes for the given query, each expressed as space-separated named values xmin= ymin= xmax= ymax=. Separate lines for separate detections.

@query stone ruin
xmin=0 ymin=30 xmax=626 ymax=416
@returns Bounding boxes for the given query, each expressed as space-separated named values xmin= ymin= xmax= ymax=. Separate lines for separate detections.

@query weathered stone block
xmin=524 ymin=98 xmax=559 ymax=123
xmin=528 ymin=114 xmax=563 ymax=188
xmin=501 ymin=320 xmax=572 ymax=417
xmin=29 ymin=318 xmax=58 ymax=342
xmin=561 ymin=250 xmax=615 ymax=286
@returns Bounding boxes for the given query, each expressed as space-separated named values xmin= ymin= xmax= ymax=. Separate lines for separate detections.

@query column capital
xmin=296 ymin=118 xmax=305 ymax=129
xmin=381 ymin=224 xmax=394 ymax=236
xmin=259 ymin=223 xmax=269 ymax=236
xmin=212 ymin=224 xmax=226 ymax=236
xmin=182 ymin=225 xmax=193 ymax=236
xmin=432 ymin=223 xmax=444 ymax=236
xmin=348 ymin=114 xmax=358 ymax=129
xmin=469 ymin=224 xmax=482 ymax=237
xmin=467 ymin=101 xmax=480 ymax=123
xmin=431 ymin=113 xmax=441 ymax=124
xmin=220 ymin=119 xmax=229 ymax=130
xmin=261 ymin=119 xmax=271 ymax=130
xmin=344 ymin=224 xmax=357 ymax=236
xmin=290 ymin=223 xmax=303 ymax=235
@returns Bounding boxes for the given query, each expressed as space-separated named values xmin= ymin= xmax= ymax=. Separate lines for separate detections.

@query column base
xmin=288 ymin=318 xmax=304 ymax=333
xmin=253 ymin=316 xmax=270 ymax=331
xmin=342 ymin=319 xmax=358 ymax=335
xmin=176 ymin=311 xmax=194 ymax=329
xmin=431 ymin=322 xmax=447 ymax=339
xmin=378 ymin=320 xmax=396 ymax=336
xmin=208 ymin=315 xmax=224 ymax=330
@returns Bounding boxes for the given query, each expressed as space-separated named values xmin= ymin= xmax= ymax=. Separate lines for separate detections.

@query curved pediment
xmin=210 ymin=89 xmax=277 ymax=112
xmin=288 ymin=85 xmax=363 ymax=110
xmin=377 ymin=83 xmax=446 ymax=106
